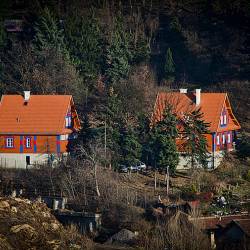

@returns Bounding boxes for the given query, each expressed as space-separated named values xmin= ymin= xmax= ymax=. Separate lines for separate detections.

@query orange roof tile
xmin=152 ymin=91 xmax=241 ymax=132
xmin=0 ymin=95 xmax=75 ymax=134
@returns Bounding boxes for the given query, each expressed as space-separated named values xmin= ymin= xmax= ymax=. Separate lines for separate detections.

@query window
xmin=6 ymin=137 xmax=14 ymax=148
xmin=220 ymin=109 xmax=227 ymax=127
xmin=222 ymin=134 xmax=225 ymax=144
xmin=217 ymin=135 xmax=220 ymax=145
xmin=60 ymin=134 xmax=69 ymax=141
xmin=65 ymin=116 xmax=72 ymax=128
xmin=25 ymin=137 xmax=31 ymax=148
xmin=228 ymin=133 xmax=231 ymax=143
xmin=223 ymin=115 xmax=227 ymax=125
xmin=220 ymin=116 xmax=223 ymax=125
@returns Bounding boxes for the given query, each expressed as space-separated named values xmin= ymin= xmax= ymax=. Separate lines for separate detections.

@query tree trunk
xmin=154 ymin=170 xmax=157 ymax=191
xmin=94 ymin=164 xmax=100 ymax=197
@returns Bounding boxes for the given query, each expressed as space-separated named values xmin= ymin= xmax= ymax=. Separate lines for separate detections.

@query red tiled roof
xmin=152 ymin=92 xmax=241 ymax=132
xmin=0 ymin=95 xmax=74 ymax=134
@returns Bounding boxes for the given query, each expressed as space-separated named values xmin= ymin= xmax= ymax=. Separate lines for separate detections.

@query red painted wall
xmin=0 ymin=135 xmax=69 ymax=154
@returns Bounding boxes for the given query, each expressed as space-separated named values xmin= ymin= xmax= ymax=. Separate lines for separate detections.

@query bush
xmin=245 ymin=170 xmax=250 ymax=182
xmin=237 ymin=134 xmax=250 ymax=159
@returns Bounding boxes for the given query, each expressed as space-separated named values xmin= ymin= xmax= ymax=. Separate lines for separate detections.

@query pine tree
xmin=164 ymin=47 xmax=175 ymax=82
xmin=148 ymin=107 xmax=179 ymax=173
xmin=183 ymin=108 xmax=210 ymax=168
xmin=34 ymin=8 xmax=67 ymax=55
xmin=119 ymin=126 xmax=142 ymax=165
xmin=64 ymin=12 xmax=102 ymax=81
xmin=105 ymin=15 xmax=132 ymax=84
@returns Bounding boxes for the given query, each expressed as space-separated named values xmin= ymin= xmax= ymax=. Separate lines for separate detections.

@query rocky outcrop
xmin=0 ymin=197 xmax=93 ymax=250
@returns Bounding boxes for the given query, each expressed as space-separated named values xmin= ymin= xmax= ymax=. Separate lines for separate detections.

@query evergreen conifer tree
xmin=119 ymin=126 xmax=142 ymax=165
xmin=64 ymin=12 xmax=102 ymax=81
xmin=105 ymin=15 xmax=132 ymax=84
xmin=164 ymin=47 xmax=175 ymax=82
xmin=183 ymin=108 xmax=210 ymax=168
xmin=34 ymin=8 xmax=67 ymax=55
xmin=148 ymin=107 xmax=179 ymax=172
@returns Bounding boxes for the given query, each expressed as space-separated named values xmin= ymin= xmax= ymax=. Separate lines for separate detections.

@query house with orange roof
xmin=0 ymin=91 xmax=81 ymax=168
xmin=151 ymin=89 xmax=241 ymax=169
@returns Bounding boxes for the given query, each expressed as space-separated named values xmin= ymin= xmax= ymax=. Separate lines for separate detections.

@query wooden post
xmin=166 ymin=166 xmax=169 ymax=197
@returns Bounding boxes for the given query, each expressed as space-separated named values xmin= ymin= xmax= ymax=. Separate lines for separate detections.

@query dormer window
xmin=65 ymin=116 xmax=72 ymax=128
xmin=220 ymin=109 xmax=227 ymax=127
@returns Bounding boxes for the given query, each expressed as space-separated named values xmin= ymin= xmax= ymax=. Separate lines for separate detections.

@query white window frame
xmin=228 ymin=133 xmax=231 ymax=143
xmin=223 ymin=114 xmax=227 ymax=125
xmin=217 ymin=135 xmax=220 ymax=145
xmin=6 ymin=137 xmax=14 ymax=148
xmin=222 ymin=134 xmax=225 ymax=144
xmin=220 ymin=116 xmax=223 ymax=125
xmin=65 ymin=116 xmax=72 ymax=128
xmin=60 ymin=134 xmax=69 ymax=141
xmin=26 ymin=137 xmax=31 ymax=148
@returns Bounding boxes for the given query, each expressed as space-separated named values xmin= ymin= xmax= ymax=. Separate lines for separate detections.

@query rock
xmin=69 ymin=243 xmax=81 ymax=249
xmin=106 ymin=229 xmax=136 ymax=245
xmin=41 ymin=211 xmax=51 ymax=218
xmin=47 ymin=240 xmax=61 ymax=250
xmin=0 ymin=201 xmax=10 ymax=210
xmin=11 ymin=206 xmax=17 ymax=213
xmin=0 ymin=234 xmax=13 ymax=250
xmin=10 ymin=224 xmax=35 ymax=234
xmin=50 ymin=222 xmax=60 ymax=231
xmin=14 ymin=198 xmax=31 ymax=204
xmin=10 ymin=224 xmax=38 ymax=242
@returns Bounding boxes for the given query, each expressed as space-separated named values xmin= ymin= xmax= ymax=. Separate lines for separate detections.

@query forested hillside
xmin=0 ymin=0 xmax=249 ymax=158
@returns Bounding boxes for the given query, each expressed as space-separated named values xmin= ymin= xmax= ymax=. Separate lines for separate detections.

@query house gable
xmin=216 ymin=95 xmax=240 ymax=132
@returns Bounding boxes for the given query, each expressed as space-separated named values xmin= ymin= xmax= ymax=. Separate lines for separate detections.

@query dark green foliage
xmin=132 ymin=37 xmax=151 ymax=64
xmin=169 ymin=16 xmax=182 ymax=32
xmin=64 ymin=12 xmax=102 ymax=82
xmin=148 ymin=108 xmax=179 ymax=172
xmin=164 ymin=48 xmax=175 ymax=82
xmin=119 ymin=126 xmax=142 ymax=165
xmin=34 ymin=8 xmax=67 ymax=55
xmin=183 ymin=108 xmax=210 ymax=168
xmin=105 ymin=16 xmax=132 ymax=84
xmin=0 ymin=20 xmax=6 ymax=48
xmin=236 ymin=134 xmax=250 ymax=159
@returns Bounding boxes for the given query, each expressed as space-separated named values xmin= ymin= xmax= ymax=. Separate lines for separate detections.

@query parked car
xmin=118 ymin=164 xmax=129 ymax=173
xmin=137 ymin=161 xmax=147 ymax=171
xmin=129 ymin=161 xmax=147 ymax=172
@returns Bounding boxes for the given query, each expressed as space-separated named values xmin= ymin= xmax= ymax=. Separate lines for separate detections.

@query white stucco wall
xmin=176 ymin=151 xmax=225 ymax=170
xmin=0 ymin=153 xmax=64 ymax=169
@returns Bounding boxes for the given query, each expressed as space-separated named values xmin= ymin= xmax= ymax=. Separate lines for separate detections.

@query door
xmin=26 ymin=156 xmax=31 ymax=166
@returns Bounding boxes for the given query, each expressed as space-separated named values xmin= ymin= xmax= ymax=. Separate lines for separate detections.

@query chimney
xmin=24 ymin=91 xmax=30 ymax=102
xmin=179 ymin=88 xmax=187 ymax=94
xmin=195 ymin=89 xmax=201 ymax=106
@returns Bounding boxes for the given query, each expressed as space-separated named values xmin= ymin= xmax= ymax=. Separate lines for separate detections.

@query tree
xmin=119 ymin=126 xmax=142 ymax=165
xmin=34 ymin=8 xmax=67 ymax=56
xmin=105 ymin=15 xmax=132 ymax=85
xmin=148 ymin=107 xmax=179 ymax=173
xmin=64 ymin=12 xmax=102 ymax=82
xmin=164 ymin=47 xmax=175 ymax=82
xmin=236 ymin=133 xmax=250 ymax=159
xmin=1 ymin=43 xmax=83 ymax=98
xmin=183 ymin=108 xmax=210 ymax=168
xmin=77 ymin=140 xmax=105 ymax=197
